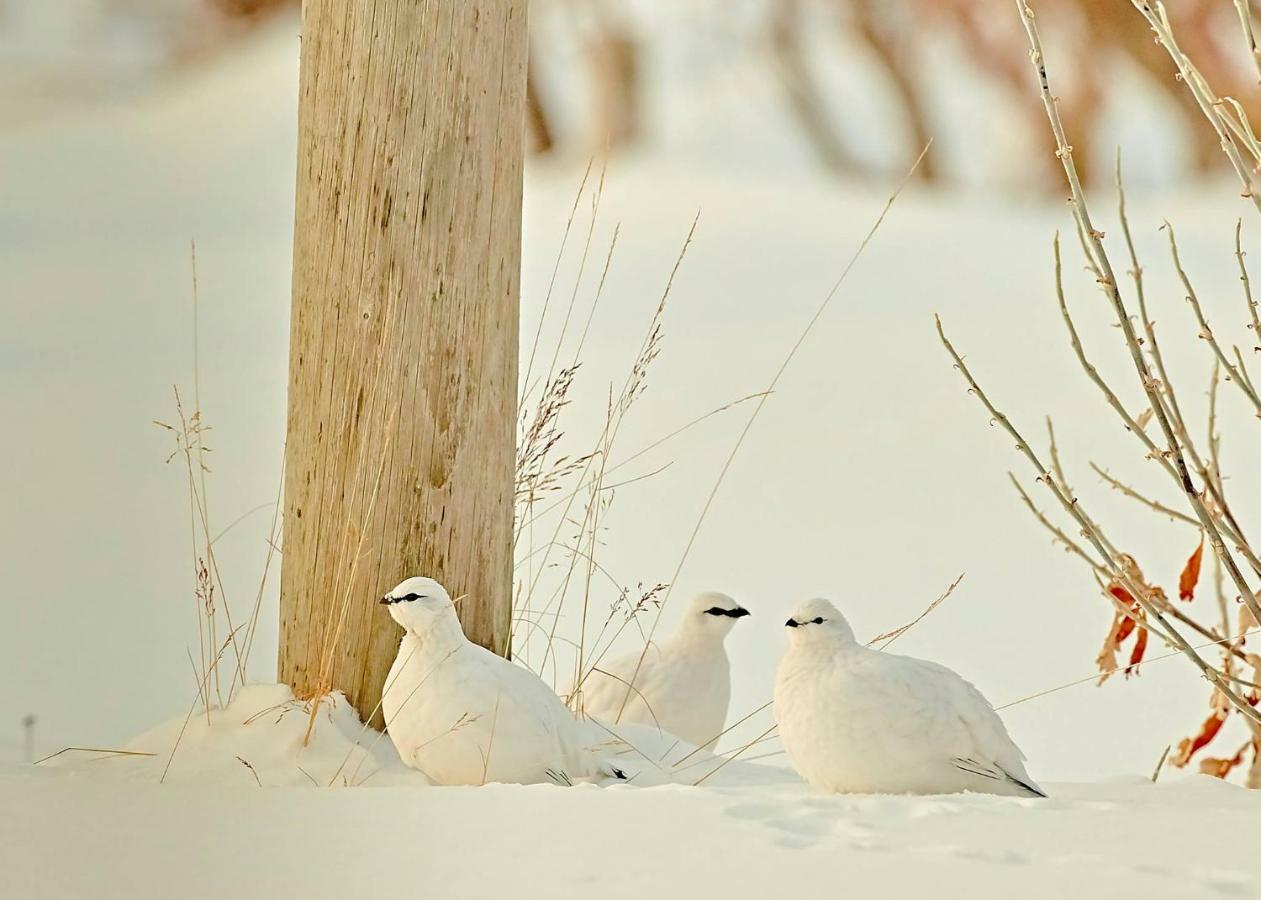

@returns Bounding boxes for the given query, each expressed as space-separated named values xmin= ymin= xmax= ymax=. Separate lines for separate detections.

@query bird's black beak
xmin=379 ymin=595 xmax=393 ymax=605
xmin=785 ymin=618 xmax=799 ymax=628
xmin=731 ymin=607 xmax=751 ymax=618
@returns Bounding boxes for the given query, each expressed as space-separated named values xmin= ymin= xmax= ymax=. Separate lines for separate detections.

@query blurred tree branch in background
xmin=4 ymin=0 xmax=1261 ymax=189
xmin=203 ymin=0 xmax=1261 ymax=187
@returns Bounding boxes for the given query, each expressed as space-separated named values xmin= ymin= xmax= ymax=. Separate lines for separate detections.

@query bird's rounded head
xmin=784 ymin=598 xmax=856 ymax=645
xmin=680 ymin=591 xmax=750 ymax=639
xmin=379 ymin=576 xmax=458 ymax=633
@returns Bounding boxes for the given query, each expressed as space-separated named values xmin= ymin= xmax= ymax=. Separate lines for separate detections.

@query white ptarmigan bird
xmin=574 ymin=591 xmax=749 ymax=749
xmin=774 ymin=598 xmax=1045 ymax=798
xmin=380 ymin=576 xmax=626 ymax=786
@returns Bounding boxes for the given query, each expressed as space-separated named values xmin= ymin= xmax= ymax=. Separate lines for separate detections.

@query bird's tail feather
xmin=952 ymin=757 xmax=1047 ymax=798
xmin=998 ymin=764 xmax=1047 ymax=798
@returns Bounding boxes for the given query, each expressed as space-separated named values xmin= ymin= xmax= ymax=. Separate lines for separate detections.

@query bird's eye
xmin=703 ymin=607 xmax=727 ymax=616
xmin=400 ymin=593 xmax=426 ymax=602
xmin=811 ymin=617 xmax=825 ymax=625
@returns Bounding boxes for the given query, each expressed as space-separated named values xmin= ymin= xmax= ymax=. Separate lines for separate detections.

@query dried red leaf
xmin=1125 ymin=626 xmax=1148 ymax=676
xmin=1097 ymin=583 xmax=1145 ymax=683
xmin=1179 ymin=539 xmax=1205 ymax=601
xmin=1108 ymin=584 xmax=1135 ymax=606
xmin=1171 ymin=711 xmax=1229 ymax=768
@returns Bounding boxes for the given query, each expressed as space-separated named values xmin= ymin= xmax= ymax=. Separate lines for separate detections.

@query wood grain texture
xmin=280 ymin=0 xmax=526 ymax=724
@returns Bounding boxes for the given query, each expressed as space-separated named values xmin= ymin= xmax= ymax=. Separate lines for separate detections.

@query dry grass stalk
xmin=691 ymin=722 xmax=780 ymax=787
xmin=513 ymin=212 xmax=697 ymax=695
xmin=151 ymin=254 xmax=288 ymax=776
xmin=514 ymin=391 xmax=767 ymax=542
xmin=610 ymin=142 xmax=932 ymax=726
xmin=519 ymin=159 xmax=593 ymax=414
xmin=996 ymin=626 xmax=1261 ymax=711
xmin=868 ymin=573 xmax=965 ymax=649
xmin=155 ymin=391 xmax=247 ymax=714
xmin=33 ymin=747 xmax=157 ymax=765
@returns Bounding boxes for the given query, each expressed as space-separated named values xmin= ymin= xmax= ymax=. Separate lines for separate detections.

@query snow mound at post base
xmin=44 ymin=683 xmax=429 ymax=787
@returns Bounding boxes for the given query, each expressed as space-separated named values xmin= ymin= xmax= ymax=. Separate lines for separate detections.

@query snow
xmin=6 ymin=746 xmax=1261 ymax=898
xmin=40 ymin=683 xmax=425 ymax=788
xmin=7 ymin=683 xmax=1261 ymax=897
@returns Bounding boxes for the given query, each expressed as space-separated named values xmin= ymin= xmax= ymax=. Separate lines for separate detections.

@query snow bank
xmin=42 ymin=683 xmax=426 ymax=788
xmin=7 ymin=687 xmax=1261 ymax=898
xmin=4 ymin=759 xmax=1258 ymax=899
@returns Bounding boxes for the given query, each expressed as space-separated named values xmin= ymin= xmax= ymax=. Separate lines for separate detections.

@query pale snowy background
xmin=4 ymin=2 xmax=1260 ymax=789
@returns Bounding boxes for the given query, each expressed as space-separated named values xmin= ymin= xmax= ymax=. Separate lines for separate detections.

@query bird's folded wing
xmin=880 ymin=655 xmax=1025 ymax=770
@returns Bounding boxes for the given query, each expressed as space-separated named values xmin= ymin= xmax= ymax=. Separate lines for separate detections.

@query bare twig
xmin=938 ymin=316 xmax=1261 ymax=725
xmin=1128 ymin=1 xmax=1261 ymax=212
xmin=1235 ymin=0 xmax=1261 ymax=84
xmin=1016 ymin=0 xmax=1261 ymax=630
xmin=1010 ymin=473 xmax=1104 ymax=568
xmin=1236 ymin=221 xmax=1261 ymax=353
xmin=1164 ymin=222 xmax=1261 ymax=417
xmin=1090 ymin=463 xmax=1199 ymax=527
xmin=1119 ymin=175 xmax=1261 ymax=576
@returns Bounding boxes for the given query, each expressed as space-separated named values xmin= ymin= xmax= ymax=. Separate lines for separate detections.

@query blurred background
xmin=4 ymin=0 xmax=1260 ymax=782
xmin=5 ymin=0 xmax=1257 ymax=184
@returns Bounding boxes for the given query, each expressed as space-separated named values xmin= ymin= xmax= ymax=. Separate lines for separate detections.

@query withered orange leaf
xmin=1179 ymin=538 xmax=1204 ymax=601
xmin=1116 ymin=615 xmax=1137 ymax=643
xmin=1125 ymin=626 xmax=1148 ymax=676
xmin=1198 ymin=742 xmax=1248 ymax=780
xmin=1171 ymin=711 xmax=1228 ymax=767
xmin=1095 ymin=616 xmax=1123 ymax=683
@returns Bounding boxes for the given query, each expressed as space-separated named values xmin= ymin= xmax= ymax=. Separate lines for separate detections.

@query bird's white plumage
xmin=380 ymin=577 xmax=621 ymax=786
xmin=774 ymin=598 xmax=1044 ymax=798
xmin=574 ymin=591 xmax=748 ymax=749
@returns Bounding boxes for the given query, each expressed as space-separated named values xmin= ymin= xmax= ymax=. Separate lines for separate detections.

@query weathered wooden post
xmin=279 ymin=0 xmax=526 ymax=724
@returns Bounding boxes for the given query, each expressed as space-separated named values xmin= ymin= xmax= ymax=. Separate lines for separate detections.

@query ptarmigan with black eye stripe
xmin=774 ymin=598 xmax=1045 ymax=798
xmin=571 ymin=591 xmax=749 ymax=750
xmin=380 ymin=576 xmax=627 ymax=786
